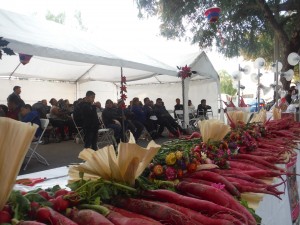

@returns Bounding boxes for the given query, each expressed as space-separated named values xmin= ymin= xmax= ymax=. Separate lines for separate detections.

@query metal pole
xmin=257 ymin=68 xmax=260 ymax=112
xmin=275 ymin=61 xmax=279 ymax=107
xmin=121 ymin=67 xmax=126 ymax=142
xmin=237 ymin=64 xmax=241 ymax=106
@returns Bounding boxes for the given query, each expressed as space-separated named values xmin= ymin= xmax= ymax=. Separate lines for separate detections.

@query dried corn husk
xmin=227 ymin=110 xmax=249 ymax=124
xmin=198 ymin=119 xmax=231 ymax=143
xmin=69 ymin=132 xmax=160 ymax=186
xmin=0 ymin=118 xmax=37 ymax=209
xmin=272 ymin=107 xmax=281 ymax=120
xmin=250 ymin=109 xmax=267 ymax=123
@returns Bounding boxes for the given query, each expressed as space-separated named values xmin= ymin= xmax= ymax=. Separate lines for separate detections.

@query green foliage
xmin=136 ymin=0 xmax=300 ymax=65
xmin=0 ymin=37 xmax=15 ymax=59
xmin=219 ymin=70 xmax=237 ymax=95
xmin=46 ymin=11 xmax=66 ymax=24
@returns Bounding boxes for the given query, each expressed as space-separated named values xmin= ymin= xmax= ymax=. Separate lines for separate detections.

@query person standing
xmin=81 ymin=91 xmax=100 ymax=150
xmin=7 ymin=86 xmax=25 ymax=120
xmin=7 ymin=86 xmax=25 ymax=110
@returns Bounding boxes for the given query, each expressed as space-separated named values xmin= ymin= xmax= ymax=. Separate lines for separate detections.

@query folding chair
xmin=23 ymin=119 xmax=50 ymax=170
xmin=174 ymin=110 xmax=184 ymax=126
xmin=97 ymin=116 xmax=117 ymax=149
xmin=71 ymin=113 xmax=84 ymax=144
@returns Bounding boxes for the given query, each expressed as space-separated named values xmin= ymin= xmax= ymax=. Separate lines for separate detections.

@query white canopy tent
xmin=0 ymin=9 xmax=222 ymax=124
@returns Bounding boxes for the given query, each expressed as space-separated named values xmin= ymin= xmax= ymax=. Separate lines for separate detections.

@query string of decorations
xmin=120 ymin=75 xmax=127 ymax=109
xmin=177 ymin=65 xmax=196 ymax=79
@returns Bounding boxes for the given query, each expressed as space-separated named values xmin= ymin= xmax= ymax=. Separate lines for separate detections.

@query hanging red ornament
xmin=204 ymin=7 xmax=221 ymax=23
xmin=120 ymin=85 xmax=127 ymax=92
xmin=121 ymin=76 xmax=127 ymax=83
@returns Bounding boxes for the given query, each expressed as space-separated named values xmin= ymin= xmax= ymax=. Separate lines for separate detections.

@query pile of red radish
xmin=1 ymin=116 xmax=299 ymax=225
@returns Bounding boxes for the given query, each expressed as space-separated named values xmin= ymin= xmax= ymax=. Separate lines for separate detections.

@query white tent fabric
xmin=0 ymin=8 xmax=177 ymax=82
xmin=0 ymin=8 xmax=221 ymax=123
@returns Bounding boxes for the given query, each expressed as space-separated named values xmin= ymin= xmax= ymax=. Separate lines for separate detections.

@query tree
xmin=46 ymin=11 xmax=66 ymax=24
xmin=219 ymin=70 xmax=237 ymax=96
xmin=136 ymin=0 xmax=300 ymax=90
xmin=0 ymin=37 xmax=15 ymax=59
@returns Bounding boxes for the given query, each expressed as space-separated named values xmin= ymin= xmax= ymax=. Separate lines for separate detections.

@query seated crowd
xmin=1 ymin=86 xmax=212 ymax=151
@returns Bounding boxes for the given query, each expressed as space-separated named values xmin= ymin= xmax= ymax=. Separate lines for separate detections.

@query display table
xmin=15 ymin=153 xmax=300 ymax=225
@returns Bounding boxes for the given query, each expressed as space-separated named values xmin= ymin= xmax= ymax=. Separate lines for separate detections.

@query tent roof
xmin=0 ymin=8 xmax=219 ymax=84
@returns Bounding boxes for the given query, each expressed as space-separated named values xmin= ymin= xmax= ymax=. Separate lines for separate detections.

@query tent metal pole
xmin=121 ymin=67 xmax=126 ymax=142
xmin=9 ymin=62 xmax=21 ymax=79
xmin=75 ymin=64 xmax=96 ymax=82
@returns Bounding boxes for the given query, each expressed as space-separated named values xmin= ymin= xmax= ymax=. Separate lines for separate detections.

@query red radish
xmin=0 ymin=210 xmax=12 ymax=223
xmin=16 ymin=221 xmax=47 ymax=225
xmin=68 ymin=208 xmax=114 ymax=225
xmin=182 ymin=177 xmax=232 ymax=195
xmin=186 ymin=132 xmax=201 ymax=139
xmin=113 ymin=198 xmax=199 ymax=225
xmin=36 ymin=208 xmax=51 ymax=223
xmin=186 ymin=170 xmax=241 ymax=197
xmin=52 ymin=195 xmax=70 ymax=212
xmin=2 ymin=204 xmax=12 ymax=215
xmin=54 ymin=189 xmax=69 ymax=198
xmin=38 ymin=190 xmax=52 ymax=200
xmin=159 ymin=202 xmax=237 ymax=225
xmin=231 ymin=154 xmax=285 ymax=172
xmin=77 ymin=204 xmax=160 ymax=225
xmin=37 ymin=207 xmax=78 ymax=225
xmin=176 ymin=181 xmax=256 ymax=225
xmin=106 ymin=211 xmax=157 ymax=225
xmin=142 ymin=189 xmax=247 ymax=223
xmin=104 ymin=204 xmax=163 ymax=224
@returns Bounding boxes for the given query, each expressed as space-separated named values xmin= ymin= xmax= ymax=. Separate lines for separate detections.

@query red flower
xmin=121 ymin=76 xmax=127 ymax=83
xmin=120 ymin=85 xmax=127 ymax=92
xmin=121 ymin=93 xmax=127 ymax=100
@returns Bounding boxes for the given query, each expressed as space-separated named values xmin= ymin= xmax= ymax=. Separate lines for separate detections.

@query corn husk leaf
xmin=0 ymin=118 xmax=37 ymax=209
xmin=199 ymin=119 xmax=231 ymax=143
xmin=227 ymin=111 xmax=249 ymax=124
xmin=69 ymin=132 xmax=160 ymax=186
xmin=272 ymin=107 xmax=281 ymax=120
xmin=250 ymin=109 xmax=267 ymax=123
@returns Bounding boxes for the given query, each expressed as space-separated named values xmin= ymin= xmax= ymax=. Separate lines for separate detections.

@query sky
xmin=0 ymin=0 xmax=274 ymax=98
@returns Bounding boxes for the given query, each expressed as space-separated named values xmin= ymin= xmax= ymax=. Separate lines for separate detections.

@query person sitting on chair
xmin=197 ymin=99 xmax=212 ymax=120
xmin=20 ymin=104 xmax=42 ymax=141
xmin=174 ymin=98 xmax=183 ymax=119
xmin=154 ymin=98 xmax=185 ymax=137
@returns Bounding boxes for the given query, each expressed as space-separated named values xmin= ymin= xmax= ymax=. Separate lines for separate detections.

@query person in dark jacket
xmin=197 ymin=99 xmax=212 ymax=120
xmin=102 ymin=99 xmax=123 ymax=143
xmin=81 ymin=91 xmax=100 ymax=150
xmin=153 ymin=98 xmax=184 ymax=137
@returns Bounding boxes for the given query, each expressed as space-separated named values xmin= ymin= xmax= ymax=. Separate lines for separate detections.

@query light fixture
xmin=282 ymin=69 xmax=294 ymax=81
xmin=232 ymin=64 xmax=251 ymax=106
xmin=287 ymin=52 xmax=300 ymax=121
xmin=260 ymin=84 xmax=272 ymax=95
xmin=254 ymin=58 xmax=266 ymax=69
xmin=271 ymin=62 xmax=283 ymax=72
xmin=287 ymin=52 xmax=300 ymax=66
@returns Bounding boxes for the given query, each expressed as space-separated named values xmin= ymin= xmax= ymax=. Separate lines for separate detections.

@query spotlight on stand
xmin=260 ymin=84 xmax=272 ymax=95
xmin=282 ymin=69 xmax=294 ymax=81
xmin=253 ymin=57 xmax=265 ymax=112
xmin=240 ymin=85 xmax=245 ymax=90
xmin=288 ymin=52 xmax=300 ymax=66
xmin=288 ymin=52 xmax=300 ymax=121
xmin=233 ymin=64 xmax=251 ymax=106
xmin=271 ymin=62 xmax=283 ymax=73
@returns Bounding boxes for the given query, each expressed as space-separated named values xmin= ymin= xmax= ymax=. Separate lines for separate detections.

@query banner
xmin=18 ymin=53 xmax=33 ymax=65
